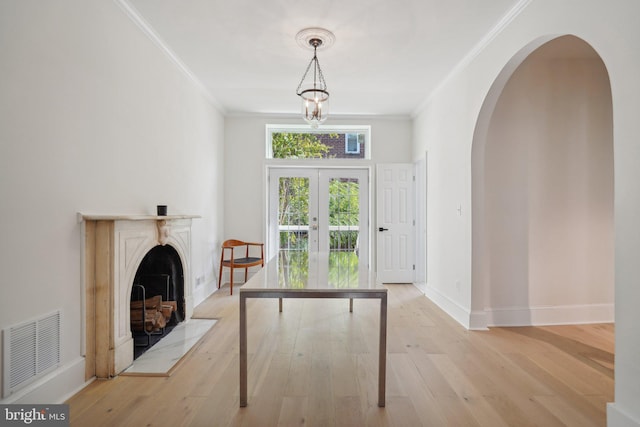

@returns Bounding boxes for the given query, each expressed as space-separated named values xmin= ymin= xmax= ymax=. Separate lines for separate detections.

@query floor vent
xmin=3 ymin=311 xmax=60 ymax=398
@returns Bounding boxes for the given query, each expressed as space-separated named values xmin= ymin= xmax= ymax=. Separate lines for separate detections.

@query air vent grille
xmin=3 ymin=311 xmax=60 ymax=397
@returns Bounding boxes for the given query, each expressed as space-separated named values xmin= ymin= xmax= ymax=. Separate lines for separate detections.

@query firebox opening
xmin=130 ymin=244 xmax=185 ymax=359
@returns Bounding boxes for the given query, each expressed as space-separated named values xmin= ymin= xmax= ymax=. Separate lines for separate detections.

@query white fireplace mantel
xmin=80 ymin=213 xmax=199 ymax=379
xmin=79 ymin=213 xmax=199 ymax=221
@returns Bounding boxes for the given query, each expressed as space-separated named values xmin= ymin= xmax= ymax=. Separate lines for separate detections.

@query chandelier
xmin=295 ymin=28 xmax=334 ymax=128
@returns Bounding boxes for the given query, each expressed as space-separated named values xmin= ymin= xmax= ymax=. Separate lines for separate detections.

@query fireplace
xmin=130 ymin=244 xmax=185 ymax=356
xmin=81 ymin=214 xmax=197 ymax=379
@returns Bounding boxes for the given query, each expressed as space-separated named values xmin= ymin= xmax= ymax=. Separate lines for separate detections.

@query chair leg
xmin=244 ymin=268 xmax=248 ymax=283
xmin=230 ymin=268 xmax=234 ymax=296
xmin=218 ymin=252 xmax=224 ymax=289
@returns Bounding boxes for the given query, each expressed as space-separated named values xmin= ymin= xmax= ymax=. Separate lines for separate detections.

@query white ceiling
xmin=125 ymin=0 xmax=522 ymax=117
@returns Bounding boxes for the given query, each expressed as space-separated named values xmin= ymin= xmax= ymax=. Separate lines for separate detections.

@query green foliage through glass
xmin=271 ymin=132 xmax=332 ymax=159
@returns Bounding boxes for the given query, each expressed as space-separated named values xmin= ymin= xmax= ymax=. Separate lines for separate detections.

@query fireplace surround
xmin=80 ymin=214 xmax=198 ymax=379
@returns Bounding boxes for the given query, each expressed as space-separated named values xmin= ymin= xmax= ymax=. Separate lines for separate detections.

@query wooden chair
xmin=218 ymin=239 xmax=264 ymax=295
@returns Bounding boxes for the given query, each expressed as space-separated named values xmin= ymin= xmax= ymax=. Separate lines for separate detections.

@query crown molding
xmin=412 ymin=0 xmax=533 ymax=118
xmin=224 ymin=111 xmax=411 ymax=122
xmin=114 ymin=0 xmax=227 ymax=114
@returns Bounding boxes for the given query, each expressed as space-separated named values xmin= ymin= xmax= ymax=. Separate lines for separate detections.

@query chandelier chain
xmin=315 ymin=51 xmax=328 ymax=90
xmin=296 ymin=46 xmax=328 ymax=95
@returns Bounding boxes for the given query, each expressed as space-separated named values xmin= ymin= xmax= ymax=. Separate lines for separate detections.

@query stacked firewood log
xmin=130 ymin=295 xmax=176 ymax=333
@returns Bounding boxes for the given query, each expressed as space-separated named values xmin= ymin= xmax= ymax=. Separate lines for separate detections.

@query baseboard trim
xmin=608 ymin=403 xmax=640 ymax=427
xmin=421 ymin=286 xmax=613 ymax=330
xmin=422 ymin=285 xmax=471 ymax=329
xmin=192 ymin=278 xmax=217 ymax=308
xmin=486 ymin=303 xmax=614 ymax=327
xmin=1 ymin=357 xmax=87 ymax=404
xmin=469 ymin=310 xmax=489 ymax=330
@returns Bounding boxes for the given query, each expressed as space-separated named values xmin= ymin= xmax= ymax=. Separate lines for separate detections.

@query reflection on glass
xmin=279 ymin=177 xmax=309 ymax=251
xmin=278 ymin=250 xmax=309 ymax=289
xmin=328 ymin=251 xmax=360 ymax=288
xmin=277 ymin=250 xmax=360 ymax=289
xmin=328 ymin=178 xmax=359 ymax=254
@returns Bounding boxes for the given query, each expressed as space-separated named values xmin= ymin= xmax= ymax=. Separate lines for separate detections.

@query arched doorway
xmin=472 ymin=35 xmax=614 ymax=327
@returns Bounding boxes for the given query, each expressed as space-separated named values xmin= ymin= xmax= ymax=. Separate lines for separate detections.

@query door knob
xmin=378 ymin=227 xmax=389 ymax=232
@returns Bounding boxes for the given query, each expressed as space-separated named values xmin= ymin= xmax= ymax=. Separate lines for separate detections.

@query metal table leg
xmin=239 ymin=294 xmax=247 ymax=407
xmin=378 ymin=293 xmax=387 ymax=407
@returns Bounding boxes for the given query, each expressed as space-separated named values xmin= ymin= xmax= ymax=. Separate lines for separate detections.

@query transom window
xmin=266 ymin=125 xmax=370 ymax=160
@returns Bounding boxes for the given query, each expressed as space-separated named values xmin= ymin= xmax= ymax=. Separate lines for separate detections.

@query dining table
xmin=238 ymin=251 xmax=388 ymax=407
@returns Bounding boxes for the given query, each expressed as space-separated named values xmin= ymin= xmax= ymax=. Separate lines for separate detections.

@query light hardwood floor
xmin=67 ymin=284 xmax=614 ymax=427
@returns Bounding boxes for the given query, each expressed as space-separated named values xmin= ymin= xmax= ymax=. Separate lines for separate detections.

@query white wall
xmin=413 ymin=0 xmax=640 ymax=424
xmin=484 ymin=37 xmax=614 ymax=325
xmin=0 ymin=0 xmax=224 ymax=403
xmin=223 ymin=115 xmax=412 ymax=267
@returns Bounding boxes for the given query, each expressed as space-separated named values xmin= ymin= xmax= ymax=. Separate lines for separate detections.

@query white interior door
xmin=376 ymin=164 xmax=415 ymax=283
xmin=268 ymin=168 xmax=369 ymax=267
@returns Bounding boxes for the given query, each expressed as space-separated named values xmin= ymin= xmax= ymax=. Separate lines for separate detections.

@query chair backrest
xmin=221 ymin=239 xmax=247 ymax=248
xmin=221 ymin=239 xmax=264 ymax=261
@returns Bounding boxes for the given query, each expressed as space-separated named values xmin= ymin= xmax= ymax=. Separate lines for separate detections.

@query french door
xmin=268 ymin=168 xmax=369 ymax=267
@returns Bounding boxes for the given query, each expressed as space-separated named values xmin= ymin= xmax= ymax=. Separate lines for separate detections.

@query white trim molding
xmin=114 ymin=0 xmax=226 ymax=113
xmin=607 ymin=403 xmax=640 ymax=427
xmin=412 ymin=0 xmax=534 ymax=117
xmin=485 ymin=303 xmax=614 ymax=327
xmin=422 ymin=285 xmax=472 ymax=329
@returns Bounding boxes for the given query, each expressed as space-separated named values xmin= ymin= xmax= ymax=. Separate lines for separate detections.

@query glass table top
xmin=240 ymin=251 xmax=383 ymax=292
